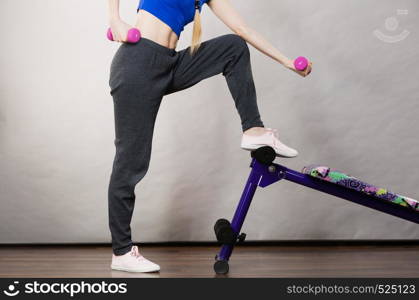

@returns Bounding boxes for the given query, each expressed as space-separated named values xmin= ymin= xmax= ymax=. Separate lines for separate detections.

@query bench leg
xmin=214 ymin=165 xmax=261 ymax=274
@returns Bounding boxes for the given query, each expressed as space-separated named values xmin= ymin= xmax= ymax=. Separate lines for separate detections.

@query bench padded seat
xmin=301 ymin=165 xmax=419 ymax=212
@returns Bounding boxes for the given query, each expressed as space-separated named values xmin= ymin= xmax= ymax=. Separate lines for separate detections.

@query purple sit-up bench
xmin=213 ymin=146 xmax=419 ymax=274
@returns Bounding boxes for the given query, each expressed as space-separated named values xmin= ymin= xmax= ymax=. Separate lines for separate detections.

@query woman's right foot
xmin=241 ymin=127 xmax=299 ymax=158
xmin=111 ymin=245 xmax=160 ymax=273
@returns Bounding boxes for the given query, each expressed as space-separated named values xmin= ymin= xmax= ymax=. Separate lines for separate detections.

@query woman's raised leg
xmin=166 ymin=34 xmax=298 ymax=157
xmin=166 ymin=34 xmax=264 ymax=132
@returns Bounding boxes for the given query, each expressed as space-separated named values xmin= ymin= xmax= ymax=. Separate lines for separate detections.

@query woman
xmin=108 ymin=0 xmax=312 ymax=273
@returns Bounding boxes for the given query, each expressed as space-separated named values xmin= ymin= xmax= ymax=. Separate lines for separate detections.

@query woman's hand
xmin=109 ymin=18 xmax=133 ymax=43
xmin=285 ymin=59 xmax=313 ymax=77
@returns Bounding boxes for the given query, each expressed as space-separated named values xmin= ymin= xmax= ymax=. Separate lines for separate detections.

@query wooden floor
xmin=1 ymin=244 xmax=419 ymax=278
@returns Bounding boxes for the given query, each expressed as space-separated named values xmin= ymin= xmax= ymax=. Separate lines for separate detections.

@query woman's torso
xmin=134 ymin=0 xmax=209 ymax=49
xmin=135 ymin=10 xmax=179 ymax=49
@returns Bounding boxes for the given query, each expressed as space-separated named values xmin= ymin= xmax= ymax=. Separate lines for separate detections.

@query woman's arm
xmin=208 ymin=0 xmax=312 ymax=77
xmin=107 ymin=0 xmax=133 ymax=42
xmin=108 ymin=0 xmax=120 ymax=20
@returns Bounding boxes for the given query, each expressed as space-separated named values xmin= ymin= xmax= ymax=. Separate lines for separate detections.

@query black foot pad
xmin=251 ymin=146 xmax=276 ymax=165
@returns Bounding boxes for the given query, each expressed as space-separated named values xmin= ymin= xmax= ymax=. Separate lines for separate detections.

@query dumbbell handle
xmin=294 ymin=56 xmax=309 ymax=71
xmin=107 ymin=28 xmax=141 ymax=44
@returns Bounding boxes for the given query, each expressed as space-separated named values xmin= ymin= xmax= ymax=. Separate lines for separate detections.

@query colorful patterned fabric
xmin=301 ymin=165 xmax=419 ymax=212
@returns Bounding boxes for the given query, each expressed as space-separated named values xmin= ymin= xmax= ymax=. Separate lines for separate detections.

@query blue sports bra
xmin=137 ymin=0 xmax=211 ymax=37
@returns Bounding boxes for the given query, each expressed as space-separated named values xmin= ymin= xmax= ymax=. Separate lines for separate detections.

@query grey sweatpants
xmin=108 ymin=34 xmax=264 ymax=255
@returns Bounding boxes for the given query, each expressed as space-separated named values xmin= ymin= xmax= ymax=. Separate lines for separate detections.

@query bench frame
xmin=213 ymin=146 xmax=419 ymax=274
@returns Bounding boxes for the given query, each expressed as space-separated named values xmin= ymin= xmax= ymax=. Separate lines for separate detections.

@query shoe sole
xmin=111 ymin=265 xmax=160 ymax=273
xmin=241 ymin=145 xmax=298 ymax=158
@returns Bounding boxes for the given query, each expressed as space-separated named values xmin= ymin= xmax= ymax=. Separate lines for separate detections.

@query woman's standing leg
xmin=166 ymin=34 xmax=264 ymax=132
xmin=108 ymin=86 xmax=162 ymax=255
xmin=108 ymin=42 xmax=172 ymax=256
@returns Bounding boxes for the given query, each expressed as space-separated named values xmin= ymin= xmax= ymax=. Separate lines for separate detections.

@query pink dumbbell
xmin=294 ymin=56 xmax=309 ymax=71
xmin=107 ymin=28 xmax=141 ymax=43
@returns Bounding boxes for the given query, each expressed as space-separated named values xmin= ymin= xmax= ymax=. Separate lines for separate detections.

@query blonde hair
xmin=190 ymin=3 xmax=202 ymax=55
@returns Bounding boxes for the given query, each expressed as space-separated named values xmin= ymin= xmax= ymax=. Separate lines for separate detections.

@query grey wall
xmin=0 ymin=0 xmax=418 ymax=243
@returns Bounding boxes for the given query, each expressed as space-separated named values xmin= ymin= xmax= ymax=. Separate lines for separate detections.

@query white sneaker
xmin=111 ymin=246 xmax=160 ymax=273
xmin=241 ymin=127 xmax=298 ymax=158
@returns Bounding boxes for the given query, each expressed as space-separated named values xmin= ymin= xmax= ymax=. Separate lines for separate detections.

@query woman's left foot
xmin=241 ymin=127 xmax=299 ymax=158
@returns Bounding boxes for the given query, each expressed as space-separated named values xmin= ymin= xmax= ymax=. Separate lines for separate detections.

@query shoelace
xmin=130 ymin=246 xmax=145 ymax=260
xmin=264 ymin=128 xmax=282 ymax=148
xmin=265 ymin=127 xmax=278 ymax=136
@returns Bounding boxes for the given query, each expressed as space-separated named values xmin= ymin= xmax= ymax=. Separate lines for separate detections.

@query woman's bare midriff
xmin=135 ymin=10 xmax=179 ymax=49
